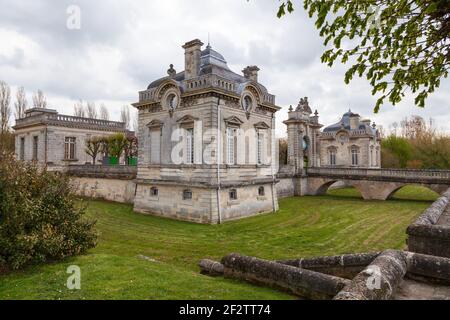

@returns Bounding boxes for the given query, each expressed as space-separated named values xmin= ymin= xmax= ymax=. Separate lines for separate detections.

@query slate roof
xmin=323 ymin=110 xmax=376 ymax=134
xmin=146 ymin=44 xmax=268 ymax=94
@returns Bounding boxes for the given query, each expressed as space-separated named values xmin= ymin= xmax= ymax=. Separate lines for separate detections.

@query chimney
xmin=182 ymin=39 xmax=204 ymax=80
xmin=349 ymin=114 xmax=360 ymax=130
xmin=242 ymin=66 xmax=260 ymax=82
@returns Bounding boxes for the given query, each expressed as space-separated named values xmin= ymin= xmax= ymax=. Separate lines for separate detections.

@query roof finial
xmin=207 ymin=32 xmax=211 ymax=48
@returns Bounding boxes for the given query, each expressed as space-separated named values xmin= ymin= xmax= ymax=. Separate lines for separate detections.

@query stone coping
xmin=65 ymin=165 xmax=137 ymax=180
xmin=136 ymin=177 xmax=278 ymax=188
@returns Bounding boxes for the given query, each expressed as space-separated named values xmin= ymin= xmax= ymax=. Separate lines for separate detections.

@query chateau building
xmin=283 ymin=97 xmax=323 ymax=173
xmin=319 ymin=110 xmax=381 ymax=168
xmin=13 ymin=108 xmax=127 ymax=170
xmin=283 ymin=99 xmax=381 ymax=171
xmin=132 ymin=39 xmax=280 ymax=223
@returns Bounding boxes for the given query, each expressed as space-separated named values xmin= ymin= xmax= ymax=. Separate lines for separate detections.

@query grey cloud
xmin=0 ymin=0 xmax=448 ymax=134
xmin=0 ymin=47 xmax=25 ymax=68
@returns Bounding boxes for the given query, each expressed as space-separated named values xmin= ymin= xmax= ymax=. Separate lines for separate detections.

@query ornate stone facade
xmin=132 ymin=39 xmax=280 ymax=224
xmin=13 ymin=108 xmax=127 ymax=170
xmin=319 ymin=110 xmax=381 ymax=168
xmin=284 ymin=102 xmax=381 ymax=171
xmin=283 ymin=97 xmax=323 ymax=173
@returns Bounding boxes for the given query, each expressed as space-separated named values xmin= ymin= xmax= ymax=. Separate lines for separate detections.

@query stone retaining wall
xmin=407 ymin=188 xmax=450 ymax=258
xmin=67 ymin=165 xmax=137 ymax=204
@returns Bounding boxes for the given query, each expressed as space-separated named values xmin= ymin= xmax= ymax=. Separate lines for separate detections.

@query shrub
xmin=107 ymin=133 xmax=128 ymax=159
xmin=0 ymin=153 xmax=97 ymax=271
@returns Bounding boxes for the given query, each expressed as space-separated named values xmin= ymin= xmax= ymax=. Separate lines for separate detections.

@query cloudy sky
xmin=1 ymin=0 xmax=449 ymax=136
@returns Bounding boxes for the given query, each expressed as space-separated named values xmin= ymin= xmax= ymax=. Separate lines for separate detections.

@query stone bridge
xmin=304 ymin=167 xmax=450 ymax=200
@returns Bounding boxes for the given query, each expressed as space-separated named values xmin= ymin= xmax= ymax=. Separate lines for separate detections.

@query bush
xmin=381 ymin=135 xmax=412 ymax=168
xmin=0 ymin=153 xmax=97 ymax=271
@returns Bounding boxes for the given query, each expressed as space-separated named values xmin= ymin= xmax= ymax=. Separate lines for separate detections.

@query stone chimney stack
xmin=242 ymin=66 xmax=260 ymax=82
xmin=349 ymin=114 xmax=360 ymax=130
xmin=182 ymin=39 xmax=204 ymax=80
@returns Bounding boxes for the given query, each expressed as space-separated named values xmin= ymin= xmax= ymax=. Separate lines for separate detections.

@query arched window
xmin=301 ymin=136 xmax=309 ymax=151
xmin=351 ymin=146 xmax=360 ymax=166
xmin=258 ymin=186 xmax=265 ymax=196
xmin=183 ymin=189 xmax=192 ymax=200
xmin=229 ymin=189 xmax=237 ymax=200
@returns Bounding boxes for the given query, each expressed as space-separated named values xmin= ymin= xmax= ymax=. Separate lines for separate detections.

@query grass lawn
xmin=0 ymin=186 xmax=438 ymax=300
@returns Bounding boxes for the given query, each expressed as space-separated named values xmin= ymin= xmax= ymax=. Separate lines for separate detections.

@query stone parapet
xmin=66 ymin=165 xmax=137 ymax=180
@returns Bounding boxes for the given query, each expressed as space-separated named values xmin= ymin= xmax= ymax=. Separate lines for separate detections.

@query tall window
xmin=257 ymin=132 xmax=263 ymax=165
xmin=150 ymin=128 xmax=161 ymax=164
xmin=64 ymin=137 xmax=76 ymax=160
xmin=186 ymin=128 xmax=194 ymax=164
xmin=328 ymin=148 xmax=336 ymax=166
xmin=229 ymin=189 xmax=237 ymax=200
xmin=20 ymin=137 xmax=25 ymax=160
xmin=227 ymin=127 xmax=236 ymax=165
xmin=376 ymin=148 xmax=379 ymax=167
xmin=351 ymin=147 xmax=359 ymax=166
xmin=32 ymin=136 xmax=39 ymax=161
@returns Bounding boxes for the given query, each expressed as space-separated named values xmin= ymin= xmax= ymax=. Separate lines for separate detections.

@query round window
xmin=243 ymin=95 xmax=252 ymax=111
xmin=167 ymin=93 xmax=178 ymax=109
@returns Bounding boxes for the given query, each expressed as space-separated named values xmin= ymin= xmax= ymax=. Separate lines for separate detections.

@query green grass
xmin=0 ymin=185 xmax=438 ymax=300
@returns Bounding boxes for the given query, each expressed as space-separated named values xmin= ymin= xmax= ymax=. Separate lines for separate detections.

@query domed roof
xmin=323 ymin=109 xmax=364 ymax=132
xmin=200 ymin=44 xmax=228 ymax=69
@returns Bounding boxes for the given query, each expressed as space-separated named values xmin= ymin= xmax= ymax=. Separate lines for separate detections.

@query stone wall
xmin=72 ymin=177 xmax=136 ymax=204
xmin=275 ymin=177 xmax=295 ymax=198
xmin=407 ymin=188 xmax=450 ymax=258
xmin=67 ymin=165 xmax=137 ymax=204
xmin=134 ymin=182 xmax=277 ymax=224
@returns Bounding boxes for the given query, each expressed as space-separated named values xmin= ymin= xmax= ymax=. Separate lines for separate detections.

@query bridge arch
xmin=386 ymin=184 xmax=441 ymax=201
xmin=309 ymin=178 xmax=364 ymax=198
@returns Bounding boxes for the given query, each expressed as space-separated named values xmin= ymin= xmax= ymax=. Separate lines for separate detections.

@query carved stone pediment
xmin=254 ymin=121 xmax=270 ymax=130
xmin=224 ymin=116 xmax=244 ymax=127
xmin=176 ymin=115 xmax=199 ymax=125
xmin=146 ymin=119 xmax=164 ymax=129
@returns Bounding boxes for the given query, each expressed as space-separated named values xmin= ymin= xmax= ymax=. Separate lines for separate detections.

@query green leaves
xmin=276 ymin=0 xmax=450 ymax=113
xmin=0 ymin=153 xmax=97 ymax=271
xmin=277 ymin=0 xmax=295 ymax=18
